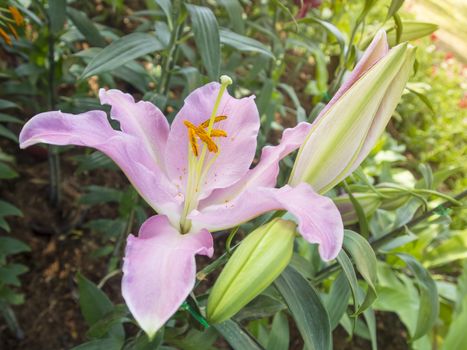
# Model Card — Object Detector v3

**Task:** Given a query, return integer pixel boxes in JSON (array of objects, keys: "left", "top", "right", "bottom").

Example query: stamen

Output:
[
  {"left": 195, "top": 127, "right": 218, "bottom": 153},
  {"left": 210, "top": 129, "right": 227, "bottom": 138},
  {"left": 188, "top": 128, "right": 199, "bottom": 156},
  {"left": 200, "top": 115, "right": 227, "bottom": 129},
  {"left": 184, "top": 120, "right": 220, "bottom": 154}
]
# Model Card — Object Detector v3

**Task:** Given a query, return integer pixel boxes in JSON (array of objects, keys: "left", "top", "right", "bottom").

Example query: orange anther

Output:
[
  {"left": 210, "top": 129, "right": 227, "bottom": 137},
  {"left": 200, "top": 115, "right": 227, "bottom": 128},
  {"left": 188, "top": 127, "right": 199, "bottom": 157}
]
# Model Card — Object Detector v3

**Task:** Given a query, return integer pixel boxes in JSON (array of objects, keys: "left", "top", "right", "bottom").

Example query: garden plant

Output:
[{"left": 0, "top": 0, "right": 466, "bottom": 349}]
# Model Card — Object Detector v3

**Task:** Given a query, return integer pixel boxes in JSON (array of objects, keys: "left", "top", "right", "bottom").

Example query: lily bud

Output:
[
  {"left": 334, "top": 188, "right": 411, "bottom": 225},
  {"left": 206, "top": 219, "right": 296, "bottom": 324},
  {"left": 289, "top": 31, "right": 416, "bottom": 194},
  {"left": 386, "top": 21, "right": 438, "bottom": 46},
  {"left": 334, "top": 193, "right": 381, "bottom": 225}
]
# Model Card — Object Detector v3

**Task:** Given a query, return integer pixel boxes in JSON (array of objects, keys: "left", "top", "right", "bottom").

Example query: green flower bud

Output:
[
  {"left": 334, "top": 193, "right": 381, "bottom": 225},
  {"left": 206, "top": 219, "right": 296, "bottom": 324},
  {"left": 386, "top": 21, "right": 438, "bottom": 46}
]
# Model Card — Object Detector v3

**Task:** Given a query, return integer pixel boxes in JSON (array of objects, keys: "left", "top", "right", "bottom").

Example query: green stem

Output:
[
  {"left": 47, "top": 26, "right": 61, "bottom": 207},
  {"left": 108, "top": 207, "right": 135, "bottom": 273},
  {"left": 158, "top": 1, "right": 183, "bottom": 97}
]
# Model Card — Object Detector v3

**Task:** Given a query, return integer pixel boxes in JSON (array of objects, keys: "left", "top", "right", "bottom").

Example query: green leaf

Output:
[
  {"left": 81, "top": 33, "right": 165, "bottom": 79},
  {"left": 0, "top": 264, "right": 28, "bottom": 286},
  {"left": 407, "top": 87, "right": 435, "bottom": 114},
  {"left": 220, "top": 28, "right": 274, "bottom": 59},
  {"left": 0, "top": 100, "right": 19, "bottom": 110},
  {"left": 396, "top": 254, "right": 438, "bottom": 340},
  {"left": 77, "top": 273, "right": 114, "bottom": 326},
  {"left": 343, "top": 182, "right": 370, "bottom": 238},
  {"left": 167, "top": 328, "right": 217, "bottom": 350},
  {"left": 0, "top": 125, "right": 18, "bottom": 143},
  {"left": 77, "top": 273, "right": 124, "bottom": 340},
  {"left": 278, "top": 84, "right": 306, "bottom": 122},
  {"left": 343, "top": 230, "right": 377, "bottom": 313},
  {"left": 0, "top": 303, "right": 23, "bottom": 338},
  {"left": 0, "top": 237, "right": 29, "bottom": 257},
  {"left": 0, "top": 162, "right": 18, "bottom": 179},
  {"left": 79, "top": 186, "right": 123, "bottom": 205},
  {"left": 298, "top": 16, "right": 345, "bottom": 52},
  {"left": 0, "top": 200, "right": 22, "bottom": 218},
  {"left": 336, "top": 250, "right": 360, "bottom": 315},
  {"left": 325, "top": 272, "right": 351, "bottom": 330},
  {"left": 0, "top": 113, "right": 22, "bottom": 123},
  {"left": 363, "top": 307, "right": 377, "bottom": 350},
  {"left": 213, "top": 319, "right": 263, "bottom": 350},
  {"left": 0, "top": 286, "right": 24, "bottom": 305},
  {"left": 67, "top": 8, "right": 107, "bottom": 47},
  {"left": 75, "top": 151, "right": 115, "bottom": 173},
  {"left": 442, "top": 295, "right": 467, "bottom": 350},
  {"left": 219, "top": 0, "right": 245, "bottom": 34},
  {"left": 266, "top": 311, "right": 289, "bottom": 350},
  {"left": 186, "top": 4, "right": 220, "bottom": 80},
  {"left": 235, "top": 294, "right": 286, "bottom": 322},
  {"left": 48, "top": 0, "right": 67, "bottom": 33},
  {"left": 126, "top": 331, "right": 164, "bottom": 350},
  {"left": 274, "top": 266, "right": 331, "bottom": 350},
  {"left": 256, "top": 79, "right": 275, "bottom": 118},
  {"left": 423, "top": 230, "right": 467, "bottom": 267},
  {"left": 155, "top": 0, "right": 173, "bottom": 30},
  {"left": 71, "top": 338, "right": 123, "bottom": 350},
  {"left": 177, "top": 67, "right": 201, "bottom": 94},
  {"left": 86, "top": 305, "right": 130, "bottom": 339}
]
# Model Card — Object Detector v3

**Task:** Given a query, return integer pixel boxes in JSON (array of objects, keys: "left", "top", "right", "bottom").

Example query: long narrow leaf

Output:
[
  {"left": 343, "top": 230, "right": 378, "bottom": 313},
  {"left": 396, "top": 253, "right": 439, "bottom": 340},
  {"left": 186, "top": 5, "right": 220, "bottom": 80},
  {"left": 220, "top": 28, "right": 274, "bottom": 59},
  {"left": 81, "top": 33, "right": 165, "bottom": 79},
  {"left": 214, "top": 319, "right": 264, "bottom": 350},
  {"left": 275, "top": 266, "right": 331, "bottom": 350},
  {"left": 67, "top": 8, "right": 107, "bottom": 47}
]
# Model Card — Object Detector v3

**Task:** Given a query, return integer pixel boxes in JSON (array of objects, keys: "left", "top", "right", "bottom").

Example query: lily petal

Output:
[
  {"left": 165, "top": 82, "right": 260, "bottom": 199},
  {"left": 200, "top": 122, "right": 312, "bottom": 208},
  {"left": 19, "top": 111, "right": 181, "bottom": 216},
  {"left": 99, "top": 89, "right": 170, "bottom": 168},
  {"left": 122, "top": 215, "right": 213, "bottom": 338},
  {"left": 191, "top": 183, "right": 343, "bottom": 261}
]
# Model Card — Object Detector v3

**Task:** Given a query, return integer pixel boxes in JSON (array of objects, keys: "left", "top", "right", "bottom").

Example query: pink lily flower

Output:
[{"left": 19, "top": 76, "right": 343, "bottom": 337}]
